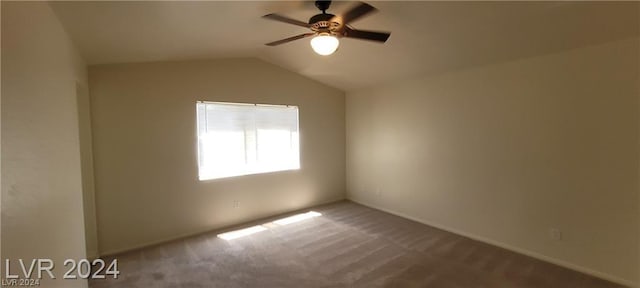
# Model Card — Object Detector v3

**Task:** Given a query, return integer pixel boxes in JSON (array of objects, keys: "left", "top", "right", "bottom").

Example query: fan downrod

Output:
[{"left": 315, "top": 1, "right": 332, "bottom": 13}]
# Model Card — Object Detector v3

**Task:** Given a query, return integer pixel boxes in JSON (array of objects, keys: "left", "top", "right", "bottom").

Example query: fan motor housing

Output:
[{"left": 309, "top": 13, "right": 340, "bottom": 33}]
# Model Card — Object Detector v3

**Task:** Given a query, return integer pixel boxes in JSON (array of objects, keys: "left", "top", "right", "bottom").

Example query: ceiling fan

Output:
[{"left": 262, "top": 0, "right": 391, "bottom": 56}]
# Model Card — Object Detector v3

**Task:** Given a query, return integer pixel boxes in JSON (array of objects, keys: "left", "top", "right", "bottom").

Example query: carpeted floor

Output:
[{"left": 90, "top": 201, "right": 624, "bottom": 288}]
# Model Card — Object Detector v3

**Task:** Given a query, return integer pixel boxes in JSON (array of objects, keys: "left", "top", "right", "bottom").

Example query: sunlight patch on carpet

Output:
[
  {"left": 218, "top": 211, "right": 322, "bottom": 240},
  {"left": 273, "top": 211, "right": 322, "bottom": 226},
  {"left": 217, "top": 225, "right": 268, "bottom": 240}
]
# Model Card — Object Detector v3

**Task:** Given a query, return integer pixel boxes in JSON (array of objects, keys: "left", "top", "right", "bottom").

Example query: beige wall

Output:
[
  {"left": 346, "top": 38, "right": 639, "bottom": 285},
  {"left": 1, "top": 2, "right": 88, "bottom": 287},
  {"left": 89, "top": 58, "right": 345, "bottom": 255}
]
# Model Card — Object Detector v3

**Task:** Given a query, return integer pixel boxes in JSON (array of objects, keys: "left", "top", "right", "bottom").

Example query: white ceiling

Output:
[{"left": 50, "top": 1, "right": 639, "bottom": 91}]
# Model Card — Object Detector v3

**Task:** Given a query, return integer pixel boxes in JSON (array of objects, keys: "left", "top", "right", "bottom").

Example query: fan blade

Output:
[
  {"left": 263, "top": 13, "right": 310, "bottom": 28},
  {"left": 343, "top": 27, "right": 390, "bottom": 42},
  {"left": 265, "top": 33, "right": 315, "bottom": 46},
  {"left": 336, "top": 2, "right": 377, "bottom": 25}
]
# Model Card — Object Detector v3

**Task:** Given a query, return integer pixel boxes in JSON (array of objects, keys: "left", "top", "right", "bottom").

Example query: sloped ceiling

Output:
[{"left": 50, "top": 1, "right": 639, "bottom": 91}]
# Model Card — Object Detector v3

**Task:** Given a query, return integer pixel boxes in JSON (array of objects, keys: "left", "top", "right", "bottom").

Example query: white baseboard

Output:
[{"left": 348, "top": 198, "right": 636, "bottom": 288}]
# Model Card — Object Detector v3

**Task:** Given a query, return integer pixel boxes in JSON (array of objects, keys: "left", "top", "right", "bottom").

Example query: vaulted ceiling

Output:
[{"left": 50, "top": 1, "right": 639, "bottom": 91}]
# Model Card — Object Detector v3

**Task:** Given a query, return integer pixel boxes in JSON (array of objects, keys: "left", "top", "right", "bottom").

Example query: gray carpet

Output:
[{"left": 90, "top": 201, "right": 624, "bottom": 288}]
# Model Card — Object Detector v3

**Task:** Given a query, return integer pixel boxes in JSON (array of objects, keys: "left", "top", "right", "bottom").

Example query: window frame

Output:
[{"left": 195, "top": 100, "right": 301, "bottom": 181}]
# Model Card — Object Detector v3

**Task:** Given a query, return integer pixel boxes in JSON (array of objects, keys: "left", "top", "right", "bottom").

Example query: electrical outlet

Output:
[
  {"left": 233, "top": 200, "right": 240, "bottom": 208},
  {"left": 549, "top": 228, "right": 562, "bottom": 241}
]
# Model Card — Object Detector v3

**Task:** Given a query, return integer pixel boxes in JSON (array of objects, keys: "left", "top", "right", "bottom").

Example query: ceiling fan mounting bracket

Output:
[{"left": 315, "top": 1, "right": 332, "bottom": 13}]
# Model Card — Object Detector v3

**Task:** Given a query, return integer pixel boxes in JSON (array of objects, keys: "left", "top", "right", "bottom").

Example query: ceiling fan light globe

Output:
[{"left": 310, "top": 34, "right": 339, "bottom": 56}]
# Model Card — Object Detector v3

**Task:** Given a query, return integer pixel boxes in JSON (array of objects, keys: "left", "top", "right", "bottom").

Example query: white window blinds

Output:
[{"left": 196, "top": 101, "right": 300, "bottom": 180}]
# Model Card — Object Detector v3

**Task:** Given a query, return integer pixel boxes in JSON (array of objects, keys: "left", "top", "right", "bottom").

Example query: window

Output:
[{"left": 196, "top": 101, "right": 300, "bottom": 180}]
